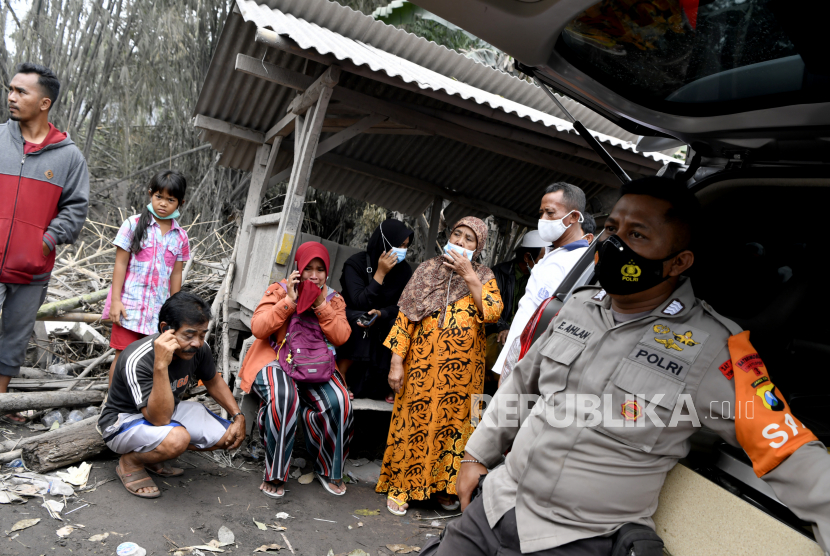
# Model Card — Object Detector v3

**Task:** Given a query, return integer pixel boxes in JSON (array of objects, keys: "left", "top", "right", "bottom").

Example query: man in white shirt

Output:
[{"left": 492, "top": 182, "right": 589, "bottom": 375}]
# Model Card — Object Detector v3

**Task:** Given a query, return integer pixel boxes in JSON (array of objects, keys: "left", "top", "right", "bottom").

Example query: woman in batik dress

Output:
[{"left": 376, "top": 216, "right": 502, "bottom": 515}]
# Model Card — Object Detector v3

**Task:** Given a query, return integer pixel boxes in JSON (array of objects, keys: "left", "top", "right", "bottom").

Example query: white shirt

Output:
[{"left": 492, "top": 240, "right": 588, "bottom": 373}]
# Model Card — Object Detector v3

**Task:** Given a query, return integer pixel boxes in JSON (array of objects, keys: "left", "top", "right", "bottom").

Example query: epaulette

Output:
[{"left": 699, "top": 298, "right": 743, "bottom": 336}]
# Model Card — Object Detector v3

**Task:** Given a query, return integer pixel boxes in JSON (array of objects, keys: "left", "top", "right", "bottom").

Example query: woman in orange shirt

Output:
[{"left": 238, "top": 242, "right": 352, "bottom": 499}]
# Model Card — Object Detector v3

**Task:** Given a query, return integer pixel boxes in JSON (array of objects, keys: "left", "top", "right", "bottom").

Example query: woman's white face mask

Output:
[{"left": 537, "top": 210, "right": 582, "bottom": 243}]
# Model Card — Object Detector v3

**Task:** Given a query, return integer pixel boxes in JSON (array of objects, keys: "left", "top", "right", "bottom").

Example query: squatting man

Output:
[{"left": 99, "top": 292, "right": 245, "bottom": 498}]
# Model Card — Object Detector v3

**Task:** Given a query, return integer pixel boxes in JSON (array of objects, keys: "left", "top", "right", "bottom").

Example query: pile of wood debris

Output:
[{"left": 1, "top": 214, "right": 242, "bottom": 473}]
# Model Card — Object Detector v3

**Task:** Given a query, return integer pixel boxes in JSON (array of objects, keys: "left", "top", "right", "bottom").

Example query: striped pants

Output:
[{"left": 251, "top": 361, "right": 353, "bottom": 483}]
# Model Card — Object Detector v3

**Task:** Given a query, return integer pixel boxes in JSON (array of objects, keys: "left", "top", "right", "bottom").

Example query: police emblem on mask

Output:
[
  {"left": 621, "top": 400, "right": 641, "bottom": 421},
  {"left": 621, "top": 260, "right": 641, "bottom": 281}
]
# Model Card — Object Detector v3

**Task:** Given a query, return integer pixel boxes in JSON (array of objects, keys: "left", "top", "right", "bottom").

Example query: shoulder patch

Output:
[
  {"left": 592, "top": 290, "right": 607, "bottom": 301},
  {"left": 719, "top": 359, "right": 734, "bottom": 380},
  {"left": 662, "top": 299, "right": 684, "bottom": 315}
]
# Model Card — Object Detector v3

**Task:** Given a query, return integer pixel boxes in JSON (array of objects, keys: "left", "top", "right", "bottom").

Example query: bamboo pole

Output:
[
  {"left": 36, "top": 289, "right": 109, "bottom": 319},
  {"left": 36, "top": 313, "right": 110, "bottom": 323}
]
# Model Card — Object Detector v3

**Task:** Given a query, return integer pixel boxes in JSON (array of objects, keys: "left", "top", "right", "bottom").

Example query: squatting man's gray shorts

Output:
[{"left": 103, "top": 401, "right": 231, "bottom": 454}]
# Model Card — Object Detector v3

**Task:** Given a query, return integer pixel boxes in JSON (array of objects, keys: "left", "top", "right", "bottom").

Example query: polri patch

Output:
[
  {"left": 638, "top": 321, "right": 709, "bottom": 365},
  {"left": 554, "top": 320, "right": 593, "bottom": 343},
  {"left": 628, "top": 345, "right": 690, "bottom": 381}
]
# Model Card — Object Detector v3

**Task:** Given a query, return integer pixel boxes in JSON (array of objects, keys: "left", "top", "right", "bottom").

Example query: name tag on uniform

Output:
[
  {"left": 554, "top": 320, "right": 593, "bottom": 343},
  {"left": 627, "top": 321, "right": 709, "bottom": 380}
]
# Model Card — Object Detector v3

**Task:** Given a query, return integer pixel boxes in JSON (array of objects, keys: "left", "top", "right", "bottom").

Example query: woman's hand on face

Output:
[
  {"left": 388, "top": 358, "right": 405, "bottom": 394},
  {"left": 356, "top": 309, "right": 382, "bottom": 328},
  {"left": 312, "top": 283, "right": 327, "bottom": 308},
  {"left": 286, "top": 271, "right": 300, "bottom": 302},
  {"left": 443, "top": 249, "right": 476, "bottom": 281},
  {"left": 377, "top": 250, "right": 397, "bottom": 276}
]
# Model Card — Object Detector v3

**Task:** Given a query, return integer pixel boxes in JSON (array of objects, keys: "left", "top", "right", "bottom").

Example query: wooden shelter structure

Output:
[{"left": 193, "top": 0, "right": 674, "bottom": 330}]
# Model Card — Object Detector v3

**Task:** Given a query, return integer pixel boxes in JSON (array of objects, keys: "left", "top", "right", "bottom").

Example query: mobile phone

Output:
[
  {"left": 356, "top": 312, "right": 378, "bottom": 326},
  {"left": 162, "top": 325, "right": 173, "bottom": 333}
]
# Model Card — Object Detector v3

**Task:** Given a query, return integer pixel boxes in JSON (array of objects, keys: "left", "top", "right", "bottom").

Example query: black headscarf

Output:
[
  {"left": 367, "top": 219, "right": 414, "bottom": 272},
  {"left": 341, "top": 219, "right": 414, "bottom": 312}
]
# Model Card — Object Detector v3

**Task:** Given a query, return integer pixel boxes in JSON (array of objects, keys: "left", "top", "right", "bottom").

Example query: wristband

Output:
[
  {"left": 460, "top": 459, "right": 482, "bottom": 465},
  {"left": 232, "top": 412, "right": 244, "bottom": 421}
]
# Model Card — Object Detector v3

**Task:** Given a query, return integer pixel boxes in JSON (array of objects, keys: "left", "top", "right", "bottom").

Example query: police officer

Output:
[{"left": 440, "top": 177, "right": 830, "bottom": 556}]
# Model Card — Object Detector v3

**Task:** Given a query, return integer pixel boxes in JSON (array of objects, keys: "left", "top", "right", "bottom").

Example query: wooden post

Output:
[
  {"left": 232, "top": 140, "right": 282, "bottom": 299},
  {"left": 426, "top": 196, "right": 443, "bottom": 258},
  {"left": 270, "top": 69, "right": 338, "bottom": 282}
]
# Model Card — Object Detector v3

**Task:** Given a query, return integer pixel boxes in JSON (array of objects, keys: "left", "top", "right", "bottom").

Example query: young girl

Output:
[{"left": 104, "top": 170, "right": 190, "bottom": 383}]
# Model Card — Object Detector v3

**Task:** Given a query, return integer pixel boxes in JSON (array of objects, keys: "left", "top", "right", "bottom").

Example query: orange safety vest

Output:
[{"left": 729, "top": 331, "right": 818, "bottom": 477}]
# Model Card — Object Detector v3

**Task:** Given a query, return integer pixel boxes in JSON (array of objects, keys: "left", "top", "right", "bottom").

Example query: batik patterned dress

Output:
[{"left": 376, "top": 278, "right": 502, "bottom": 504}]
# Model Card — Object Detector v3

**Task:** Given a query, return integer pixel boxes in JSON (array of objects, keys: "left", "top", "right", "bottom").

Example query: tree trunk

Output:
[
  {"left": 20, "top": 416, "right": 107, "bottom": 473},
  {"left": 0, "top": 391, "right": 104, "bottom": 413}
]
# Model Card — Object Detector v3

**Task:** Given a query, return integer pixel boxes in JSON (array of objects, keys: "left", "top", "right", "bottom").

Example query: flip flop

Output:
[
  {"left": 261, "top": 481, "right": 285, "bottom": 499},
  {"left": 116, "top": 465, "right": 161, "bottom": 499},
  {"left": 435, "top": 494, "right": 460, "bottom": 511},
  {"left": 315, "top": 473, "right": 346, "bottom": 496},
  {"left": 387, "top": 496, "right": 407, "bottom": 516},
  {"left": 146, "top": 462, "right": 184, "bottom": 478},
  {"left": 385, "top": 393, "right": 395, "bottom": 404}
]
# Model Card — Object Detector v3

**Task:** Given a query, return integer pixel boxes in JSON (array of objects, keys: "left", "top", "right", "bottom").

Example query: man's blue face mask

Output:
[{"left": 443, "top": 242, "right": 473, "bottom": 261}]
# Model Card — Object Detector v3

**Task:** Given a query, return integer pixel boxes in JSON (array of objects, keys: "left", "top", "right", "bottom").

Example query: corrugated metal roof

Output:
[
  {"left": 194, "top": 0, "right": 671, "bottom": 227},
  {"left": 236, "top": 0, "right": 673, "bottom": 163}
]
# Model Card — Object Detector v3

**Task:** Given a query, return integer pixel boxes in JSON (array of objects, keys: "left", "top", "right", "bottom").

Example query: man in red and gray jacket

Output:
[{"left": 0, "top": 63, "right": 89, "bottom": 406}]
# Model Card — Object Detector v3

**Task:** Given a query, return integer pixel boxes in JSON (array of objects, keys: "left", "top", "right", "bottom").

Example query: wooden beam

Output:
[
  {"left": 330, "top": 87, "right": 621, "bottom": 189},
  {"left": 234, "top": 52, "right": 314, "bottom": 91},
  {"left": 264, "top": 112, "right": 296, "bottom": 144},
  {"left": 317, "top": 152, "right": 538, "bottom": 228},
  {"left": 271, "top": 84, "right": 335, "bottom": 276},
  {"left": 251, "top": 33, "right": 662, "bottom": 171},
  {"left": 193, "top": 114, "right": 264, "bottom": 144},
  {"left": 268, "top": 113, "right": 388, "bottom": 186},
  {"left": 287, "top": 66, "right": 341, "bottom": 115},
  {"left": 427, "top": 196, "right": 443, "bottom": 258},
  {"left": 232, "top": 140, "right": 282, "bottom": 300}
]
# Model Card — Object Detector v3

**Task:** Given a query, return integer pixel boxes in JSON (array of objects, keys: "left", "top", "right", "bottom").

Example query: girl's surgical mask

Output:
[
  {"left": 444, "top": 242, "right": 473, "bottom": 261},
  {"left": 390, "top": 247, "right": 407, "bottom": 263},
  {"left": 380, "top": 223, "right": 407, "bottom": 263},
  {"left": 538, "top": 210, "right": 582, "bottom": 243}
]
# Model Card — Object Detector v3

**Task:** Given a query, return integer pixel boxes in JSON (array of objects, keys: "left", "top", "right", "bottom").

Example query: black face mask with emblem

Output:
[{"left": 596, "top": 235, "right": 680, "bottom": 295}]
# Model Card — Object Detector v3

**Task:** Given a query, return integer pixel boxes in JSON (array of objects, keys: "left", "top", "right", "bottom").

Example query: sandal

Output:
[
  {"left": 116, "top": 465, "right": 161, "bottom": 499},
  {"left": 387, "top": 496, "right": 407, "bottom": 516},
  {"left": 315, "top": 473, "right": 346, "bottom": 496},
  {"left": 435, "top": 494, "right": 460, "bottom": 511},
  {"left": 384, "top": 392, "right": 395, "bottom": 404},
  {"left": 146, "top": 461, "right": 184, "bottom": 478},
  {"left": 261, "top": 480, "right": 285, "bottom": 499}
]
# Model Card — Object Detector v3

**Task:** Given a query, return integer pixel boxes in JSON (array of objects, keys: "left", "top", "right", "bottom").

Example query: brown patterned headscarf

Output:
[{"left": 398, "top": 216, "right": 495, "bottom": 326}]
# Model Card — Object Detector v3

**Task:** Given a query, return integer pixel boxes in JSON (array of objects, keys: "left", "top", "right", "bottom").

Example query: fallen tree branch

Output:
[
  {"left": 20, "top": 416, "right": 107, "bottom": 473},
  {"left": 64, "top": 348, "right": 115, "bottom": 391},
  {"left": 37, "top": 289, "right": 109, "bottom": 319},
  {"left": 0, "top": 391, "right": 105, "bottom": 413},
  {"left": 36, "top": 312, "right": 110, "bottom": 324}
]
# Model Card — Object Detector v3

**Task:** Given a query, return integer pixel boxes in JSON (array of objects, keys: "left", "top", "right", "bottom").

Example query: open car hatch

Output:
[{"left": 412, "top": 0, "right": 830, "bottom": 163}]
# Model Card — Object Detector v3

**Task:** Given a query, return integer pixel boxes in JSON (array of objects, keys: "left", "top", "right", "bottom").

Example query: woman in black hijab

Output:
[{"left": 338, "top": 219, "right": 414, "bottom": 402}]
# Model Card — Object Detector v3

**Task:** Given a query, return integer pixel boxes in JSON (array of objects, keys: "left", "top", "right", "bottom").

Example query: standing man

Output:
[
  {"left": 101, "top": 292, "right": 245, "bottom": 498},
  {"left": 485, "top": 231, "right": 550, "bottom": 372},
  {"left": 492, "top": 182, "right": 588, "bottom": 375},
  {"left": 442, "top": 177, "right": 830, "bottom": 555},
  {"left": 0, "top": 63, "right": 89, "bottom": 412}
]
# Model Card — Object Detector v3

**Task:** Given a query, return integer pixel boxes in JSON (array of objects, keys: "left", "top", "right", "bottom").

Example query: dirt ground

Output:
[{"left": 0, "top": 413, "right": 455, "bottom": 556}]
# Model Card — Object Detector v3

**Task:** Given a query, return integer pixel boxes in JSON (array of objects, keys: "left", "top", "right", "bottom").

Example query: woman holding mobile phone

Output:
[{"left": 337, "top": 219, "right": 414, "bottom": 402}]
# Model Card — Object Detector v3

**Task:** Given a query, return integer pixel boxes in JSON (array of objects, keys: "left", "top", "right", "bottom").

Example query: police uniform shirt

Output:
[{"left": 466, "top": 277, "right": 830, "bottom": 554}]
